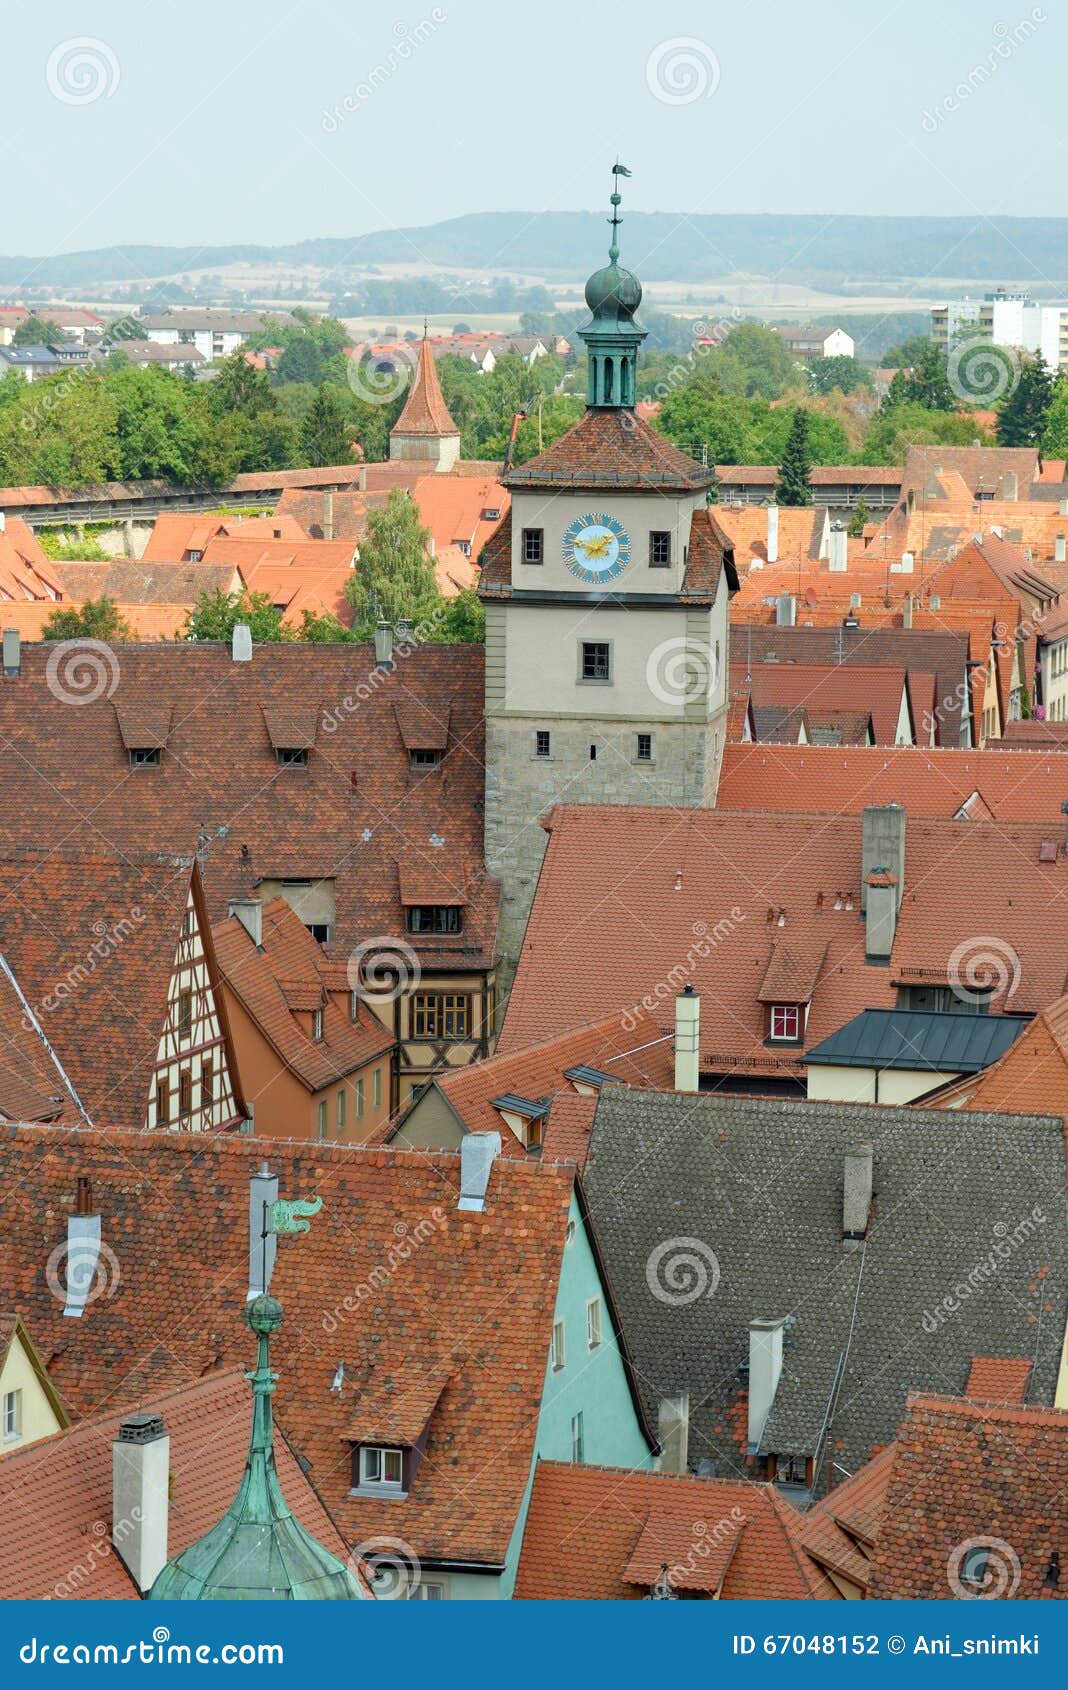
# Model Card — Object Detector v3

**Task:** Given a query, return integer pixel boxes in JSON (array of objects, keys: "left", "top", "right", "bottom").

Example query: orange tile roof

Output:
[
  {"left": 275, "top": 486, "right": 390, "bottom": 541},
  {"left": 796, "top": 1443, "right": 896, "bottom": 1593},
  {"left": 717, "top": 743, "right": 1068, "bottom": 823},
  {"left": 965, "top": 1356, "right": 1032, "bottom": 1404},
  {"left": 928, "top": 991, "right": 1068, "bottom": 1119},
  {"left": 868, "top": 1393, "right": 1068, "bottom": 1599},
  {"left": 234, "top": 560, "right": 354, "bottom": 624},
  {"left": 713, "top": 505, "right": 825, "bottom": 571},
  {"left": 502, "top": 806, "right": 1068, "bottom": 1069},
  {"left": 201, "top": 534, "right": 357, "bottom": 572},
  {"left": 212, "top": 897, "right": 394, "bottom": 1094},
  {"left": 0, "top": 1126, "right": 581, "bottom": 1569},
  {"left": 538, "top": 1092, "right": 597, "bottom": 1169},
  {"left": 0, "top": 601, "right": 192, "bottom": 641},
  {"left": 736, "top": 660, "right": 907, "bottom": 745},
  {"left": 514, "top": 1462, "right": 837, "bottom": 1600},
  {"left": 0, "top": 1370, "right": 355, "bottom": 1600},
  {"left": 390, "top": 336, "right": 459, "bottom": 438}
]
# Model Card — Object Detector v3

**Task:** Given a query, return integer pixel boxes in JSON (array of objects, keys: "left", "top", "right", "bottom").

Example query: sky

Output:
[{"left": 3, "top": 0, "right": 1066, "bottom": 254}]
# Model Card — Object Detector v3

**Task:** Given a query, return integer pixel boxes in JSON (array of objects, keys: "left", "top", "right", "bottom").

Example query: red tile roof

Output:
[
  {"left": 390, "top": 337, "right": 459, "bottom": 438},
  {"left": 513, "top": 1462, "right": 836, "bottom": 1600},
  {"left": 0, "top": 1126, "right": 579, "bottom": 1569},
  {"left": 0, "top": 1370, "right": 355, "bottom": 1600},
  {"left": 141, "top": 512, "right": 309, "bottom": 564},
  {"left": 717, "top": 743, "right": 1068, "bottom": 823},
  {"left": 212, "top": 897, "right": 393, "bottom": 1094},
  {"left": 796, "top": 1443, "right": 896, "bottom": 1594},
  {"left": 928, "top": 992, "right": 1068, "bottom": 1119},
  {"left": 501, "top": 806, "right": 1068, "bottom": 1072},
  {"left": 869, "top": 1393, "right": 1068, "bottom": 1599},
  {"left": 965, "top": 1356, "right": 1032, "bottom": 1404},
  {"left": 735, "top": 660, "right": 908, "bottom": 745},
  {"left": 504, "top": 409, "right": 714, "bottom": 491}
]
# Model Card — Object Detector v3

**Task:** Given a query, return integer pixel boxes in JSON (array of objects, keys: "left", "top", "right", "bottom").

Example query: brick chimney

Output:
[
  {"left": 112, "top": 1414, "right": 170, "bottom": 1594},
  {"left": 673, "top": 985, "right": 700, "bottom": 1092}
]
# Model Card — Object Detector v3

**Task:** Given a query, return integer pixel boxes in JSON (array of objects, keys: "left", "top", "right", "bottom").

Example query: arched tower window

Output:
[{"left": 604, "top": 358, "right": 614, "bottom": 404}]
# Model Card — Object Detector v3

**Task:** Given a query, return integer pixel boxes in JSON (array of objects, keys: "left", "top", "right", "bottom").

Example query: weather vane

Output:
[{"left": 609, "top": 161, "right": 632, "bottom": 264}]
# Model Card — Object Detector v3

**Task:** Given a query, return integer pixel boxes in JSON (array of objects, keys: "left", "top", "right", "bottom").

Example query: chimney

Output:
[
  {"left": 864, "top": 868, "right": 898, "bottom": 959},
  {"left": 842, "top": 1144, "right": 873, "bottom": 1243},
  {"left": 902, "top": 592, "right": 913, "bottom": 630},
  {"left": 395, "top": 617, "right": 415, "bottom": 645},
  {"left": 827, "top": 520, "right": 848, "bottom": 572},
  {"left": 0, "top": 511, "right": 6, "bottom": 532},
  {"left": 231, "top": 622, "right": 252, "bottom": 663},
  {"left": 62, "top": 1196, "right": 102, "bottom": 1320},
  {"left": 2, "top": 628, "right": 19, "bottom": 677},
  {"left": 657, "top": 1393, "right": 690, "bottom": 1475},
  {"left": 999, "top": 470, "right": 1019, "bottom": 502},
  {"left": 766, "top": 503, "right": 779, "bottom": 565},
  {"left": 860, "top": 803, "right": 906, "bottom": 914},
  {"left": 747, "top": 1318, "right": 785, "bottom": 1451},
  {"left": 322, "top": 489, "right": 334, "bottom": 541},
  {"left": 1056, "top": 534, "right": 1066, "bottom": 565},
  {"left": 900, "top": 550, "right": 914, "bottom": 574},
  {"left": 248, "top": 1161, "right": 279, "bottom": 1300},
  {"left": 374, "top": 619, "right": 394, "bottom": 668},
  {"left": 112, "top": 1415, "right": 170, "bottom": 1594},
  {"left": 673, "top": 985, "right": 700, "bottom": 1092},
  {"left": 458, "top": 1131, "right": 501, "bottom": 1212},
  {"left": 228, "top": 896, "right": 263, "bottom": 948},
  {"left": 1060, "top": 498, "right": 1068, "bottom": 518},
  {"left": 775, "top": 593, "right": 795, "bottom": 628}
]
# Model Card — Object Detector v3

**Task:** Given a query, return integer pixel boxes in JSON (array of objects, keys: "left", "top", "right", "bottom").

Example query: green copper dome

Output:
[
  {"left": 578, "top": 165, "right": 646, "bottom": 410},
  {"left": 584, "top": 261, "right": 643, "bottom": 322},
  {"left": 151, "top": 1294, "right": 361, "bottom": 1602}
]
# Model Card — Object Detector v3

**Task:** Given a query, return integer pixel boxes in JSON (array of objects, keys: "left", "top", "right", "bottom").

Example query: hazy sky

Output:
[{"left": 5, "top": 0, "right": 1066, "bottom": 253}]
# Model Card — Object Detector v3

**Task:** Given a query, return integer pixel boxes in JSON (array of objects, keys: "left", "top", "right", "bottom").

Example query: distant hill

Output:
[{"left": 4, "top": 212, "right": 1068, "bottom": 290}]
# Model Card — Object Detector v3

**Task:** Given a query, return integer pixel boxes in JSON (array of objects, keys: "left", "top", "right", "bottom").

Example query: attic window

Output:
[
  {"left": 276, "top": 747, "right": 308, "bottom": 768},
  {"left": 188, "top": 549, "right": 203, "bottom": 562},
  {"left": 311, "top": 1008, "right": 324, "bottom": 1042},
  {"left": 483, "top": 507, "right": 501, "bottom": 522},
  {"left": 406, "top": 905, "right": 462, "bottom": 935},
  {"left": 358, "top": 1446, "right": 403, "bottom": 1490},
  {"left": 129, "top": 747, "right": 161, "bottom": 768},
  {"left": 769, "top": 1005, "right": 802, "bottom": 1042},
  {"left": 410, "top": 748, "right": 441, "bottom": 771},
  {"left": 774, "top": 1453, "right": 810, "bottom": 1486}
]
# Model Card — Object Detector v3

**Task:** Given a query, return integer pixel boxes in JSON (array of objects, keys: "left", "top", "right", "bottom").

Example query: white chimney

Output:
[
  {"left": 1060, "top": 498, "right": 1068, "bottom": 518},
  {"left": 775, "top": 593, "right": 795, "bottom": 627},
  {"left": 900, "top": 550, "right": 914, "bottom": 574},
  {"left": 63, "top": 1204, "right": 102, "bottom": 1321},
  {"left": 674, "top": 985, "right": 700, "bottom": 1092},
  {"left": 231, "top": 622, "right": 253, "bottom": 662},
  {"left": 2, "top": 627, "right": 19, "bottom": 677},
  {"left": 322, "top": 489, "right": 334, "bottom": 541},
  {"left": 843, "top": 1144, "right": 874, "bottom": 1243},
  {"left": 658, "top": 1393, "right": 690, "bottom": 1475},
  {"left": 228, "top": 896, "right": 262, "bottom": 947},
  {"left": 395, "top": 617, "right": 415, "bottom": 645},
  {"left": 0, "top": 511, "right": 6, "bottom": 533},
  {"left": 374, "top": 619, "right": 394, "bottom": 667},
  {"left": 766, "top": 503, "right": 779, "bottom": 565},
  {"left": 999, "top": 470, "right": 1019, "bottom": 502},
  {"left": 902, "top": 593, "right": 913, "bottom": 630},
  {"left": 458, "top": 1131, "right": 501, "bottom": 1212},
  {"left": 112, "top": 1414, "right": 170, "bottom": 1594},
  {"left": 827, "top": 521, "right": 848, "bottom": 572},
  {"left": 248, "top": 1162, "right": 278, "bottom": 1300},
  {"left": 747, "top": 1318, "right": 785, "bottom": 1451},
  {"left": 1056, "top": 534, "right": 1066, "bottom": 564}
]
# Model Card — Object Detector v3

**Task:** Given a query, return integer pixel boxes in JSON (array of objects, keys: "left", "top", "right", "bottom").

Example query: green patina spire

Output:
[
  {"left": 578, "top": 162, "right": 646, "bottom": 410},
  {"left": 151, "top": 1294, "right": 361, "bottom": 1601}
]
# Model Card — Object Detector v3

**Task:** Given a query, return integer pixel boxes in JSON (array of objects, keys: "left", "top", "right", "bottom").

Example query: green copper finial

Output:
[
  {"left": 150, "top": 1290, "right": 362, "bottom": 1601},
  {"left": 580, "top": 164, "right": 645, "bottom": 410},
  {"left": 269, "top": 1194, "right": 322, "bottom": 1235},
  {"left": 608, "top": 162, "right": 631, "bottom": 264}
]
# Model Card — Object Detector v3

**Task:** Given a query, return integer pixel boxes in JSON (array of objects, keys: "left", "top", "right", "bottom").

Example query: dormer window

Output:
[
  {"left": 358, "top": 1445, "right": 403, "bottom": 1490},
  {"left": 276, "top": 747, "right": 308, "bottom": 768},
  {"left": 406, "top": 905, "right": 462, "bottom": 935},
  {"left": 409, "top": 748, "right": 441, "bottom": 771},
  {"left": 311, "top": 1007, "right": 323, "bottom": 1042},
  {"left": 129, "top": 747, "right": 161, "bottom": 768},
  {"left": 483, "top": 507, "right": 501, "bottom": 522},
  {"left": 769, "top": 1005, "right": 802, "bottom": 1042}
]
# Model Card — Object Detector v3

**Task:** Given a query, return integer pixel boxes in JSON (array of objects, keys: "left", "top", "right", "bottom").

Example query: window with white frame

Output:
[
  {"left": 769, "top": 1004, "right": 802, "bottom": 1042},
  {"left": 359, "top": 1445, "right": 404, "bottom": 1489},
  {"left": 2, "top": 1389, "right": 21, "bottom": 1442},
  {"left": 551, "top": 1319, "right": 566, "bottom": 1371},
  {"left": 586, "top": 1298, "right": 602, "bottom": 1350},
  {"left": 408, "top": 1580, "right": 446, "bottom": 1600}
]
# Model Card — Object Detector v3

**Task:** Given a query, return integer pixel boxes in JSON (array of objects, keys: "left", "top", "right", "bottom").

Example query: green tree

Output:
[
  {"left": 12, "top": 314, "right": 54, "bottom": 346},
  {"left": 656, "top": 372, "right": 751, "bottom": 462},
  {"left": 847, "top": 497, "right": 871, "bottom": 537},
  {"left": 1041, "top": 375, "right": 1068, "bottom": 457},
  {"left": 882, "top": 334, "right": 937, "bottom": 370},
  {"left": 297, "top": 608, "right": 357, "bottom": 642},
  {"left": 42, "top": 596, "right": 132, "bottom": 641},
  {"left": 434, "top": 587, "right": 485, "bottom": 642},
  {"left": 343, "top": 488, "right": 443, "bottom": 636},
  {"left": 997, "top": 356, "right": 1054, "bottom": 447},
  {"left": 717, "top": 324, "right": 795, "bottom": 399},
  {"left": 774, "top": 408, "right": 813, "bottom": 505},
  {"left": 753, "top": 404, "right": 849, "bottom": 467},
  {"left": 809, "top": 355, "right": 871, "bottom": 396},
  {"left": 300, "top": 385, "right": 354, "bottom": 467},
  {"left": 862, "top": 401, "right": 991, "bottom": 464},
  {"left": 184, "top": 589, "right": 292, "bottom": 642},
  {"left": 888, "top": 341, "right": 954, "bottom": 411}
]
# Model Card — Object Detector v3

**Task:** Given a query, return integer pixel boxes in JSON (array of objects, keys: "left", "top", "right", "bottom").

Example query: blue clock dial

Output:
[{"left": 561, "top": 511, "right": 631, "bottom": 584}]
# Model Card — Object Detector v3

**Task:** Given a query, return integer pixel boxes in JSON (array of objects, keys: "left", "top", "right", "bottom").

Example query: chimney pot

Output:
[
  {"left": 231, "top": 622, "right": 253, "bottom": 663},
  {"left": 112, "top": 1415, "right": 170, "bottom": 1593},
  {"left": 395, "top": 617, "right": 415, "bottom": 645},
  {"left": 2, "top": 627, "right": 19, "bottom": 677},
  {"left": 458, "top": 1131, "right": 501, "bottom": 1212},
  {"left": 673, "top": 986, "right": 700, "bottom": 1093}
]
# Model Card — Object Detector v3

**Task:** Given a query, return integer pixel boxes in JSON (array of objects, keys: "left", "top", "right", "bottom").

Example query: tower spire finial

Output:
[{"left": 608, "top": 161, "right": 631, "bottom": 265}]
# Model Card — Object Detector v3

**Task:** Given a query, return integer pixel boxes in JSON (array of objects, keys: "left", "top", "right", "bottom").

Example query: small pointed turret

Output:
[
  {"left": 389, "top": 332, "right": 461, "bottom": 469},
  {"left": 150, "top": 1294, "right": 361, "bottom": 1601}
]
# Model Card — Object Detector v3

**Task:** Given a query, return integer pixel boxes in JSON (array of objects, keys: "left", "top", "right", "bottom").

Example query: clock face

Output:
[{"left": 561, "top": 511, "right": 631, "bottom": 584}]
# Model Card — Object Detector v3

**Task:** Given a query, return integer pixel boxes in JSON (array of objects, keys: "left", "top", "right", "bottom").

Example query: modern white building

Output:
[
  {"left": 931, "top": 289, "right": 1068, "bottom": 373},
  {"left": 138, "top": 309, "right": 291, "bottom": 364}
]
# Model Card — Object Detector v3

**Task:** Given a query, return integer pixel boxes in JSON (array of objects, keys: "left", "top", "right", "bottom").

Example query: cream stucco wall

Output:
[
  {"left": 807, "top": 1064, "right": 962, "bottom": 1105},
  {"left": 509, "top": 487, "right": 705, "bottom": 598},
  {"left": 0, "top": 1334, "right": 64, "bottom": 1454}
]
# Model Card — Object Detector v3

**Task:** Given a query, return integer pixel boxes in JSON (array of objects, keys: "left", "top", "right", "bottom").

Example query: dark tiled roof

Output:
[
  {"left": 805, "top": 1009, "right": 1030, "bottom": 1073},
  {"left": 503, "top": 409, "right": 714, "bottom": 491},
  {"left": 0, "top": 1126, "right": 576, "bottom": 1569},
  {"left": 580, "top": 1088, "right": 1067, "bottom": 1486},
  {"left": 0, "top": 643, "right": 498, "bottom": 974}
]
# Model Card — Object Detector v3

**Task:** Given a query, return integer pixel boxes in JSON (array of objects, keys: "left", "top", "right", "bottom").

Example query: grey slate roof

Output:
[
  {"left": 805, "top": 1009, "right": 1031, "bottom": 1074},
  {"left": 581, "top": 1088, "right": 1067, "bottom": 1487}
]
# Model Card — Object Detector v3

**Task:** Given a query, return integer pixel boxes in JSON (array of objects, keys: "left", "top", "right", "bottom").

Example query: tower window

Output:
[
  {"left": 579, "top": 641, "right": 611, "bottom": 683},
  {"left": 534, "top": 729, "right": 552, "bottom": 759},
  {"left": 522, "top": 527, "right": 544, "bottom": 564},
  {"left": 650, "top": 531, "right": 671, "bottom": 567}
]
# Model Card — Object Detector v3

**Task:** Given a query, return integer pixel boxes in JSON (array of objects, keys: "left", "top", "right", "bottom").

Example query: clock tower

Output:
[{"left": 479, "top": 168, "right": 737, "bottom": 988}]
